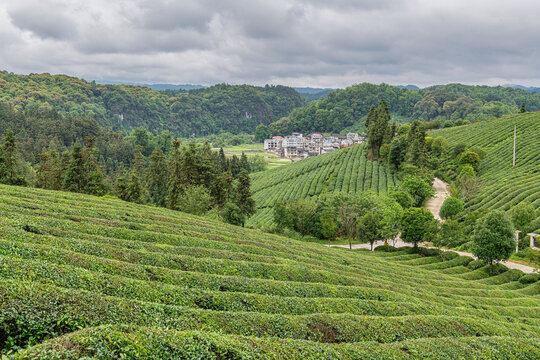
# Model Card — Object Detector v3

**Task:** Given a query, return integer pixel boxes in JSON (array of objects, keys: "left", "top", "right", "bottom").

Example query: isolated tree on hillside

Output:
[
  {"left": 471, "top": 210, "right": 514, "bottom": 275},
  {"left": 400, "top": 207, "right": 438, "bottom": 250},
  {"left": 519, "top": 103, "right": 527, "bottom": 113}
]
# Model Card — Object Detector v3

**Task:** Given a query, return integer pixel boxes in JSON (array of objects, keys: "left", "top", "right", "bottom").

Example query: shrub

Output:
[
  {"left": 439, "top": 197, "right": 465, "bottom": 219},
  {"left": 519, "top": 273, "right": 540, "bottom": 284},
  {"left": 374, "top": 245, "right": 399, "bottom": 252},
  {"left": 468, "top": 260, "right": 485, "bottom": 270}
]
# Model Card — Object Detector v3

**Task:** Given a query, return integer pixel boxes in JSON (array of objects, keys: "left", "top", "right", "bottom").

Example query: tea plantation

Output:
[
  {"left": 431, "top": 112, "right": 540, "bottom": 232},
  {"left": 1, "top": 184, "right": 539, "bottom": 359},
  {"left": 248, "top": 144, "right": 398, "bottom": 227}
]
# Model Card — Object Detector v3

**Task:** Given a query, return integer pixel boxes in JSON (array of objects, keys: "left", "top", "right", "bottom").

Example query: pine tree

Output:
[
  {"left": 167, "top": 139, "right": 184, "bottom": 209},
  {"left": 0, "top": 130, "right": 26, "bottom": 185},
  {"left": 230, "top": 155, "right": 241, "bottom": 177},
  {"left": 365, "top": 105, "right": 376, "bottom": 130},
  {"left": 63, "top": 143, "right": 87, "bottom": 192},
  {"left": 87, "top": 167, "right": 109, "bottom": 196},
  {"left": 234, "top": 169, "right": 256, "bottom": 226},
  {"left": 218, "top": 147, "right": 228, "bottom": 172},
  {"left": 147, "top": 148, "right": 169, "bottom": 207},
  {"left": 367, "top": 100, "right": 390, "bottom": 159},
  {"left": 126, "top": 170, "right": 143, "bottom": 203},
  {"left": 240, "top": 152, "right": 250, "bottom": 172}
]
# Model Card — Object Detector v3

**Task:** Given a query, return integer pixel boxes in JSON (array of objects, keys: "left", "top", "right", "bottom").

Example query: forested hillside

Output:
[
  {"left": 0, "top": 71, "right": 305, "bottom": 136},
  {"left": 270, "top": 83, "right": 540, "bottom": 135},
  {"left": 1, "top": 184, "right": 539, "bottom": 358},
  {"left": 431, "top": 112, "right": 540, "bottom": 232},
  {"left": 248, "top": 144, "right": 399, "bottom": 227}
]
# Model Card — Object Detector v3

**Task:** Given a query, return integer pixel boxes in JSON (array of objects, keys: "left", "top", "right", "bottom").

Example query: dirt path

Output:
[
  {"left": 326, "top": 178, "right": 539, "bottom": 274},
  {"left": 424, "top": 177, "right": 450, "bottom": 220}
]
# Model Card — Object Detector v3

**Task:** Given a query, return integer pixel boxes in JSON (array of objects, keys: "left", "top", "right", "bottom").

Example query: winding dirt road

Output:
[{"left": 327, "top": 178, "right": 538, "bottom": 274}]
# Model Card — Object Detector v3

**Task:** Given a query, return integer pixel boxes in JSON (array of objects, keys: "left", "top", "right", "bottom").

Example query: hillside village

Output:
[{"left": 264, "top": 132, "right": 366, "bottom": 159}]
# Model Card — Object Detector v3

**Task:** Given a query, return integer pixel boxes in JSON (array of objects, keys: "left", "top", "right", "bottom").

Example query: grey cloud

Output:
[
  {"left": 7, "top": 5, "right": 77, "bottom": 40},
  {"left": 2, "top": 0, "right": 540, "bottom": 87}
]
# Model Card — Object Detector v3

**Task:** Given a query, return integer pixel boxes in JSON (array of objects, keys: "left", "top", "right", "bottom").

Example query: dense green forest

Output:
[
  {"left": 269, "top": 83, "right": 540, "bottom": 135},
  {"left": 0, "top": 71, "right": 305, "bottom": 136}
]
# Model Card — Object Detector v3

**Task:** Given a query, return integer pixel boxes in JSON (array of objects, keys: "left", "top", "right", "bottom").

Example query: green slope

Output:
[
  {"left": 431, "top": 112, "right": 540, "bottom": 231},
  {"left": 248, "top": 144, "right": 399, "bottom": 227},
  {"left": 1, "top": 185, "right": 539, "bottom": 358},
  {"left": 0, "top": 72, "right": 304, "bottom": 136}
]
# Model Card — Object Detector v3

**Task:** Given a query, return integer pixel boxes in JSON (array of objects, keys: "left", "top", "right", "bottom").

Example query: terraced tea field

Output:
[
  {"left": 1, "top": 184, "right": 539, "bottom": 358},
  {"left": 248, "top": 144, "right": 399, "bottom": 227},
  {"left": 431, "top": 113, "right": 540, "bottom": 232}
]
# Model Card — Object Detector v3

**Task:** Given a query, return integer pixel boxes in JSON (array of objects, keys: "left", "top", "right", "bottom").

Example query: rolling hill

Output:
[
  {"left": 1, "top": 184, "right": 539, "bottom": 358},
  {"left": 248, "top": 144, "right": 399, "bottom": 228},
  {"left": 0, "top": 71, "right": 305, "bottom": 136},
  {"left": 431, "top": 112, "right": 540, "bottom": 232}
]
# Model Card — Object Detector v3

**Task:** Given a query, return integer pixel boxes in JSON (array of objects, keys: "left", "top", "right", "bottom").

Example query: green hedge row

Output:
[{"left": 15, "top": 325, "right": 540, "bottom": 360}]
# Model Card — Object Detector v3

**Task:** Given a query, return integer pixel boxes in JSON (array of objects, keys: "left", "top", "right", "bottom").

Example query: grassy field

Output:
[
  {"left": 248, "top": 143, "right": 399, "bottom": 227},
  {"left": 220, "top": 143, "right": 293, "bottom": 168},
  {"left": 2, "top": 184, "right": 538, "bottom": 358},
  {"left": 431, "top": 112, "right": 540, "bottom": 232}
]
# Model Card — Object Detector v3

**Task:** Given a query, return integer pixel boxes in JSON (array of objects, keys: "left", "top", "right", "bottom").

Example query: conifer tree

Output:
[
  {"left": 63, "top": 143, "right": 86, "bottom": 192},
  {"left": 167, "top": 139, "right": 183, "bottom": 209},
  {"left": 218, "top": 147, "right": 228, "bottom": 172},
  {"left": 230, "top": 155, "right": 241, "bottom": 177},
  {"left": 365, "top": 105, "right": 376, "bottom": 130},
  {"left": 240, "top": 152, "right": 251, "bottom": 172},
  {"left": 367, "top": 100, "right": 390, "bottom": 159},
  {"left": 234, "top": 169, "right": 256, "bottom": 226},
  {"left": 147, "top": 148, "right": 169, "bottom": 207},
  {"left": 126, "top": 170, "right": 143, "bottom": 203},
  {"left": 0, "top": 130, "right": 26, "bottom": 185}
]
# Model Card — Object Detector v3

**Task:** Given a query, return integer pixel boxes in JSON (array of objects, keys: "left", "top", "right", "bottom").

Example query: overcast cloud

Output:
[{"left": 1, "top": 0, "right": 539, "bottom": 87}]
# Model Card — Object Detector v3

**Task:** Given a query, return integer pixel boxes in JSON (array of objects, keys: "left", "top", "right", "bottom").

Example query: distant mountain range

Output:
[
  {"left": 95, "top": 81, "right": 205, "bottom": 91},
  {"left": 504, "top": 84, "right": 540, "bottom": 93}
]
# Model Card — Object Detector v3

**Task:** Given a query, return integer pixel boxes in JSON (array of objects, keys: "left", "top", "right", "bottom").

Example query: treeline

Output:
[
  {"left": 0, "top": 112, "right": 258, "bottom": 226},
  {"left": 269, "top": 83, "right": 540, "bottom": 135},
  {"left": 0, "top": 72, "right": 305, "bottom": 136}
]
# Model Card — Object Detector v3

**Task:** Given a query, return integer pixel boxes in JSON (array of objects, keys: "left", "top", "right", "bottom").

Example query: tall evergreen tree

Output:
[
  {"left": 63, "top": 143, "right": 86, "bottom": 192},
  {"left": 234, "top": 169, "right": 256, "bottom": 226},
  {"left": 0, "top": 130, "right": 26, "bottom": 185},
  {"left": 367, "top": 100, "right": 390, "bottom": 159},
  {"left": 167, "top": 139, "right": 183, "bottom": 209},
  {"left": 365, "top": 105, "right": 376, "bottom": 130},
  {"left": 230, "top": 155, "right": 241, "bottom": 177},
  {"left": 147, "top": 148, "right": 169, "bottom": 207},
  {"left": 240, "top": 152, "right": 250, "bottom": 172},
  {"left": 218, "top": 147, "right": 228, "bottom": 172}
]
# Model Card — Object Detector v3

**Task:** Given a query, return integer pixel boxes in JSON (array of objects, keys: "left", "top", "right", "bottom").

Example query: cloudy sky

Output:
[{"left": 1, "top": 0, "right": 539, "bottom": 88}]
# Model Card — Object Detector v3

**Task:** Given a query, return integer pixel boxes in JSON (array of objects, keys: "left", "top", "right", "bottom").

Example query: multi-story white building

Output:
[{"left": 263, "top": 132, "right": 363, "bottom": 159}]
